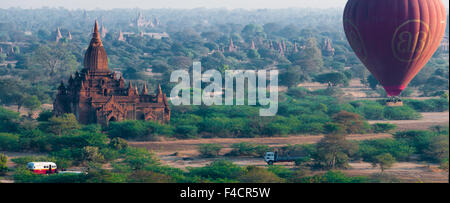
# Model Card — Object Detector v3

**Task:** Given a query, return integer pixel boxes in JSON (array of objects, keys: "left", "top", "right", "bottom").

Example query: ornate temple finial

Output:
[
  {"left": 94, "top": 20, "right": 100, "bottom": 38},
  {"left": 141, "top": 83, "right": 148, "bottom": 95},
  {"left": 157, "top": 84, "right": 162, "bottom": 95},
  {"left": 128, "top": 81, "right": 133, "bottom": 89}
]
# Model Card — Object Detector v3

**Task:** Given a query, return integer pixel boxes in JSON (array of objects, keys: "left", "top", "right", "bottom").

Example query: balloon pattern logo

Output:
[{"left": 392, "top": 20, "right": 430, "bottom": 62}]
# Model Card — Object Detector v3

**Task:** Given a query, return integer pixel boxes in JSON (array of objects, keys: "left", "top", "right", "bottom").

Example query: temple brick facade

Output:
[{"left": 53, "top": 21, "right": 170, "bottom": 126}]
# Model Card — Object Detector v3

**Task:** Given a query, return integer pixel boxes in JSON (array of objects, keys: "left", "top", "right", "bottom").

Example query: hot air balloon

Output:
[{"left": 343, "top": 0, "right": 447, "bottom": 104}]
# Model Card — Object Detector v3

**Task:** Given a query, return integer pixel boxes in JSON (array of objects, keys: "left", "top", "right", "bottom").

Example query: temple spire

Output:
[
  {"left": 83, "top": 20, "right": 108, "bottom": 71},
  {"left": 141, "top": 83, "right": 148, "bottom": 95},
  {"left": 157, "top": 84, "right": 162, "bottom": 95}
]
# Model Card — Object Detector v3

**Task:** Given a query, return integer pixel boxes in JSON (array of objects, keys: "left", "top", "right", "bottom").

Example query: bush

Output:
[
  {"left": 175, "top": 125, "right": 198, "bottom": 138},
  {"left": 239, "top": 166, "right": 284, "bottom": 183},
  {"left": 106, "top": 120, "right": 148, "bottom": 139},
  {"left": 358, "top": 139, "right": 415, "bottom": 162},
  {"left": 404, "top": 99, "right": 449, "bottom": 112},
  {"left": 371, "top": 123, "right": 397, "bottom": 133},
  {"left": 0, "top": 133, "right": 19, "bottom": 151},
  {"left": 227, "top": 143, "right": 270, "bottom": 157},
  {"left": 360, "top": 104, "right": 385, "bottom": 120},
  {"left": 307, "top": 170, "right": 369, "bottom": 183},
  {"left": 37, "top": 110, "right": 53, "bottom": 122},
  {"left": 0, "top": 107, "right": 20, "bottom": 133},
  {"left": 0, "top": 153, "right": 7, "bottom": 174},
  {"left": 198, "top": 144, "right": 223, "bottom": 158},
  {"left": 383, "top": 106, "right": 422, "bottom": 120},
  {"left": 188, "top": 160, "right": 244, "bottom": 182},
  {"left": 109, "top": 137, "right": 128, "bottom": 150}
]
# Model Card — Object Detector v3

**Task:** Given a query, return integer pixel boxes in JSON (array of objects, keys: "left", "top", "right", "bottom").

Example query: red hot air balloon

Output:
[{"left": 343, "top": 0, "right": 447, "bottom": 97}]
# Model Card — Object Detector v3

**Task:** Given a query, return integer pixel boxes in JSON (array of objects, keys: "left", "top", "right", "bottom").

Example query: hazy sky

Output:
[{"left": 2, "top": 0, "right": 447, "bottom": 10}]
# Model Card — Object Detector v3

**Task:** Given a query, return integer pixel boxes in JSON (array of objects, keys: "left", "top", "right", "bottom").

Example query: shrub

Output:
[
  {"left": 358, "top": 139, "right": 415, "bottom": 162},
  {"left": 37, "top": 110, "right": 53, "bottom": 122},
  {"left": 188, "top": 160, "right": 244, "bottom": 181},
  {"left": 307, "top": 170, "right": 370, "bottom": 183},
  {"left": 106, "top": 120, "right": 147, "bottom": 139},
  {"left": 227, "top": 143, "right": 270, "bottom": 157},
  {"left": 0, "top": 107, "right": 20, "bottom": 133},
  {"left": 239, "top": 166, "right": 285, "bottom": 183},
  {"left": 360, "top": 104, "right": 385, "bottom": 120},
  {"left": 371, "top": 123, "right": 397, "bottom": 133},
  {"left": 109, "top": 137, "right": 128, "bottom": 150},
  {"left": 175, "top": 125, "right": 198, "bottom": 138},
  {"left": 371, "top": 153, "right": 396, "bottom": 172},
  {"left": 383, "top": 106, "right": 422, "bottom": 120},
  {"left": 0, "top": 133, "right": 19, "bottom": 151},
  {"left": 0, "top": 153, "right": 7, "bottom": 174},
  {"left": 198, "top": 144, "right": 223, "bottom": 158},
  {"left": 404, "top": 99, "right": 449, "bottom": 112}
]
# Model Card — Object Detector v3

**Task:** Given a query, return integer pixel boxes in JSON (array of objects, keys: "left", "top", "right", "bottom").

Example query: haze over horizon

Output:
[{"left": 1, "top": 0, "right": 448, "bottom": 10}]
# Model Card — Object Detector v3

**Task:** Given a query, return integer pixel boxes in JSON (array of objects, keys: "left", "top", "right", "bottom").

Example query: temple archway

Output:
[{"left": 109, "top": 116, "right": 117, "bottom": 123}]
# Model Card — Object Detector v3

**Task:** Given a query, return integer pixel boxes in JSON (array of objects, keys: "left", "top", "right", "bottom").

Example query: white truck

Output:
[{"left": 264, "top": 151, "right": 304, "bottom": 165}]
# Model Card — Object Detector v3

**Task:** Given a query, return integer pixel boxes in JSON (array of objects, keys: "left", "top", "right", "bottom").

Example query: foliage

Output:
[
  {"left": 383, "top": 106, "right": 422, "bottom": 120},
  {"left": 238, "top": 166, "right": 284, "bottom": 183},
  {"left": 227, "top": 142, "right": 270, "bottom": 157},
  {"left": 371, "top": 123, "right": 397, "bottom": 133},
  {"left": 187, "top": 160, "right": 244, "bottom": 182},
  {"left": 198, "top": 143, "right": 223, "bottom": 158},
  {"left": 313, "top": 133, "right": 358, "bottom": 170},
  {"left": 371, "top": 153, "right": 396, "bottom": 172},
  {"left": 0, "top": 153, "right": 7, "bottom": 174},
  {"left": 39, "top": 114, "right": 81, "bottom": 136}
]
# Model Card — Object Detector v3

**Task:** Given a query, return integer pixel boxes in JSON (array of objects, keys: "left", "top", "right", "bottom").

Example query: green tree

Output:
[
  {"left": 241, "top": 24, "right": 266, "bottom": 42},
  {"left": 23, "top": 95, "right": 41, "bottom": 115},
  {"left": 280, "top": 65, "right": 308, "bottom": 88},
  {"left": 371, "top": 153, "right": 396, "bottom": 173},
  {"left": 367, "top": 74, "right": 379, "bottom": 90},
  {"left": 82, "top": 146, "right": 105, "bottom": 163},
  {"left": 109, "top": 137, "right": 129, "bottom": 150},
  {"left": 314, "top": 72, "right": 349, "bottom": 87},
  {"left": 0, "top": 153, "right": 8, "bottom": 174},
  {"left": 198, "top": 144, "right": 223, "bottom": 158},
  {"left": 40, "top": 114, "right": 80, "bottom": 136},
  {"left": 239, "top": 166, "right": 284, "bottom": 183},
  {"left": 314, "top": 131, "right": 358, "bottom": 169}
]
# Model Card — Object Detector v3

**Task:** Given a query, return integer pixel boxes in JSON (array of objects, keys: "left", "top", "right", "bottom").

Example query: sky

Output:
[{"left": 2, "top": 0, "right": 447, "bottom": 10}]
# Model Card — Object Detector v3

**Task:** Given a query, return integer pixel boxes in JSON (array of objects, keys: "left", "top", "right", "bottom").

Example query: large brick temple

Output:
[{"left": 53, "top": 21, "right": 170, "bottom": 126}]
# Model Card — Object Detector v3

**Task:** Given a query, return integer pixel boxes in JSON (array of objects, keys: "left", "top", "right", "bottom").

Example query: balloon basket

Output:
[{"left": 385, "top": 97, "right": 403, "bottom": 107}]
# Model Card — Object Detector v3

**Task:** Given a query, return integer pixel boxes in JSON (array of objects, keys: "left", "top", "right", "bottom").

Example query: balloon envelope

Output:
[{"left": 343, "top": 0, "right": 447, "bottom": 96}]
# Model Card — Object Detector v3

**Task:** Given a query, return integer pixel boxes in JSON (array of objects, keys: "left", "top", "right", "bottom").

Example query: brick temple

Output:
[{"left": 53, "top": 21, "right": 170, "bottom": 126}]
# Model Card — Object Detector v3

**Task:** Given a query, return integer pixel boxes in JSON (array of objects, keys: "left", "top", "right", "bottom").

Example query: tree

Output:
[
  {"left": 109, "top": 137, "right": 129, "bottom": 150},
  {"left": 239, "top": 166, "right": 284, "bottom": 183},
  {"left": 82, "top": 146, "right": 105, "bottom": 163},
  {"left": 332, "top": 111, "right": 368, "bottom": 134},
  {"left": 40, "top": 114, "right": 80, "bottom": 136},
  {"left": 198, "top": 144, "right": 223, "bottom": 158},
  {"left": 241, "top": 24, "right": 266, "bottom": 42},
  {"left": 280, "top": 65, "right": 308, "bottom": 88},
  {"left": 31, "top": 44, "right": 78, "bottom": 79},
  {"left": 0, "top": 153, "right": 8, "bottom": 175},
  {"left": 290, "top": 38, "right": 323, "bottom": 72},
  {"left": 367, "top": 74, "right": 379, "bottom": 90},
  {"left": 23, "top": 95, "right": 41, "bottom": 115},
  {"left": 314, "top": 72, "right": 349, "bottom": 87},
  {"left": 314, "top": 127, "right": 358, "bottom": 169},
  {"left": 371, "top": 153, "right": 396, "bottom": 173}
]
